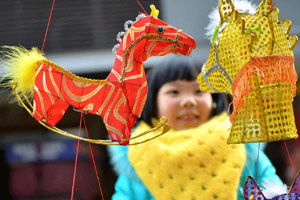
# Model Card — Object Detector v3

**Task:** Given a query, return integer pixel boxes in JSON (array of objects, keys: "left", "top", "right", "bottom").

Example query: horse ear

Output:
[
  {"left": 218, "top": 0, "right": 235, "bottom": 24},
  {"left": 288, "top": 35, "right": 298, "bottom": 51},
  {"left": 279, "top": 19, "right": 292, "bottom": 35},
  {"left": 289, "top": 171, "right": 300, "bottom": 195},
  {"left": 256, "top": 0, "right": 273, "bottom": 16},
  {"left": 269, "top": 7, "right": 279, "bottom": 22},
  {"left": 244, "top": 176, "right": 267, "bottom": 200}
]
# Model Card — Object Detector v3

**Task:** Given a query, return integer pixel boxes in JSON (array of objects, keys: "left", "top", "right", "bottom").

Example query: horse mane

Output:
[
  {"left": 205, "top": 0, "right": 257, "bottom": 40},
  {"left": 112, "top": 13, "right": 147, "bottom": 54}
]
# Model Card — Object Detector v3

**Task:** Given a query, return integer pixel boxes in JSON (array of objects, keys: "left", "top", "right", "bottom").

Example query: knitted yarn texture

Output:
[{"left": 128, "top": 113, "right": 246, "bottom": 200}]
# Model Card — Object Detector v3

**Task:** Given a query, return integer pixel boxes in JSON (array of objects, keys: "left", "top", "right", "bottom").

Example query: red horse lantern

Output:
[{"left": 1, "top": 5, "right": 196, "bottom": 145}]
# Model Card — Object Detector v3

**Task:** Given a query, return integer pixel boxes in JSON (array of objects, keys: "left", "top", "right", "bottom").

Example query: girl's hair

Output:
[{"left": 141, "top": 55, "right": 228, "bottom": 127}]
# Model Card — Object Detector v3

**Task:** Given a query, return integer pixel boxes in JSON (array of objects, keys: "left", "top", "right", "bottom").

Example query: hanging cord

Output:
[
  {"left": 270, "top": 0, "right": 278, "bottom": 11},
  {"left": 71, "top": 112, "right": 83, "bottom": 200},
  {"left": 82, "top": 115, "right": 105, "bottom": 200},
  {"left": 40, "top": 1, "right": 102, "bottom": 199},
  {"left": 136, "top": 0, "right": 148, "bottom": 15},
  {"left": 255, "top": 142, "right": 260, "bottom": 182},
  {"left": 283, "top": 140, "right": 300, "bottom": 193},
  {"left": 252, "top": 142, "right": 261, "bottom": 199},
  {"left": 252, "top": 143, "right": 268, "bottom": 199},
  {"left": 41, "top": 0, "right": 56, "bottom": 53},
  {"left": 284, "top": 140, "right": 296, "bottom": 176}
]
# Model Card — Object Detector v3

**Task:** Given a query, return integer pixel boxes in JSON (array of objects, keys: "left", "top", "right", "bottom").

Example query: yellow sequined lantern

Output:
[{"left": 198, "top": 0, "right": 298, "bottom": 143}]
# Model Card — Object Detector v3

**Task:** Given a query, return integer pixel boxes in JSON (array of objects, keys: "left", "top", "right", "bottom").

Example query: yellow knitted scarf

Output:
[{"left": 128, "top": 113, "right": 246, "bottom": 200}]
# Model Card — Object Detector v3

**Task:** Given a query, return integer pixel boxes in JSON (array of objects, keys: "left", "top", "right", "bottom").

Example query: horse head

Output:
[
  {"left": 112, "top": 5, "right": 196, "bottom": 63},
  {"left": 104, "top": 5, "right": 196, "bottom": 143},
  {"left": 198, "top": 0, "right": 298, "bottom": 143}
]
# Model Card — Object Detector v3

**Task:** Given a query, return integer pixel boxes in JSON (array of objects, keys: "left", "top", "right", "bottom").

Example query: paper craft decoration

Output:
[
  {"left": 1, "top": 5, "right": 196, "bottom": 145},
  {"left": 244, "top": 172, "right": 300, "bottom": 200},
  {"left": 198, "top": 0, "right": 298, "bottom": 143}
]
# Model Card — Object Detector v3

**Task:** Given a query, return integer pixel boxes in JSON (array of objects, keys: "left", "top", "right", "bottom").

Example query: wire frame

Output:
[{"left": 11, "top": 82, "right": 170, "bottom": 146}]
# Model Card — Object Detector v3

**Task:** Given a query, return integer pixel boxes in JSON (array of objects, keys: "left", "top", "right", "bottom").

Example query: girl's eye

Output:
[
  {"left": 168, "top": 90, "right": 179, "bottom": 95},
  {"left": 195, "top": 89, "right": 202, "bottom": 94}
]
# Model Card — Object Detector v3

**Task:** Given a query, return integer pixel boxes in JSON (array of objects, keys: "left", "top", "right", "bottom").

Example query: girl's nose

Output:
[{"left": 180, "top": 96, "right": 197, "bottom": 107}]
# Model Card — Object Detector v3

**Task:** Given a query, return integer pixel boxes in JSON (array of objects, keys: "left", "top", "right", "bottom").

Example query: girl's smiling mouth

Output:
[{"left": 178, "top": 113, "right": 200, "bottom": 122}]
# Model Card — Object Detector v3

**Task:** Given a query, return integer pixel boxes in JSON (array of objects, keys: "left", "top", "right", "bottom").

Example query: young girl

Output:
[{"left": 108, "top": 55, "right": 282, "bottom": 200}]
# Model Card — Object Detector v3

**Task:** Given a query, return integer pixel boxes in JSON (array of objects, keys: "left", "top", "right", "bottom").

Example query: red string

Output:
[
  {"left": 71, "top": 112, "right": 83, "bottom": 200},
  {"left": 284, "top": 140, "right": 296, "bottom": 176},
  {"left": 41, "top": 0, "right": 56, "bottom": 53},
  {"left": 253, "top": 189, "right": 264, "bottom": 199},
  {"left": 82, "top": 115, "right": 105, "bottom": 200},
  {"left": 283, "top": 141, "right": 300, "bottom": 195},
  {"left": 289, "top": 186, "right": 300, "bottom": 192},
  {"left": 40, "top": 0, "right": 103, "bottom": 198},
  {"left": 255, "top": 143, "right": 260, "bottom": 181},
  {"left": 252, "top": 143, "right": 261, "bottom": 199},
  {"left": 136, "top": 0, "right": 147, "bottom": 15},
  {"left": 270, "top": 0, "right": 278, "bottom": 11}
]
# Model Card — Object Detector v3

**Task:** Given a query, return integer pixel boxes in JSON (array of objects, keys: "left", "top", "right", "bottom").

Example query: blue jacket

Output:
[{"left": 108, "top": 142, "right": 282, "bottom": 200}]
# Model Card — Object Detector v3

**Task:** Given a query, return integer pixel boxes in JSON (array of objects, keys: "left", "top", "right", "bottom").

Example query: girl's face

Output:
[{"left": 156, "top": 80, "right": 213, "bottom": 130}]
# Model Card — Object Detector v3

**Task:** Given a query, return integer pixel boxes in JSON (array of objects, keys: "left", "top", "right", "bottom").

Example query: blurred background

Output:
[{"left": 0, "top": 0, "right": 299, "bottom": 199}]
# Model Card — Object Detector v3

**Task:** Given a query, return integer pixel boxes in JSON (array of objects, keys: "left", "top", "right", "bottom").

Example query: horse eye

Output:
[{"left": 156, "top": 26, "right": 164, "bottom": 34}]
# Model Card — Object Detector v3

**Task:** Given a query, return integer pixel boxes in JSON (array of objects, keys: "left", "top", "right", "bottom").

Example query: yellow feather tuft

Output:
[{"left": 0, "top": 46, "right": 46, "bottom": 101}]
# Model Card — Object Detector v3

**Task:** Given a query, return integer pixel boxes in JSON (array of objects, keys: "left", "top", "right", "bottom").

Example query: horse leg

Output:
[
  {"left": 32, "top": 90, "right": 69, "bottom": 127},
  {"left": 45, "top": 99, "right": 69, "bottom": 127}
]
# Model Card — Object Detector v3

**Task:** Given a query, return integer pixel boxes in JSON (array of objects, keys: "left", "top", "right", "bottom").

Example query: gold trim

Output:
[
  {"left": 147, "top": 40, "right": 157, "bottom": 59},
  {"left": 103, "top": 88, "right": 123, "bottom": 138},
  {"left": 132, "top": 81, "right": 147, "bottom": 115},
  {"left": 138, "top": 95, "right": 147, "bottom": 117},
  {"left": 62, "top": 75, "right": 104, "bottom": 103},
  {"left": 125, "top": 46, "right": 135, "bottom": 72},
  {"left": 123, "top": 26, "right": 146, "bottom": 50},
  {"left": 111, "top": 69, "right": 121, "bottom": 80},
  {"left": 73, "top": 80, "right": 91, "bottom": 88},
  {"left": 31, "top": 100, "right": 43, "bottom": 119},
  {"left": 163, "top": 32, "right": 187, "bottom": 39},
  {"left": 116, "top": 55, "right": 123, "bottom": 61},
  {"left": 146, "top": 23, "right": 172, "bottom": 29},
  {"left": 34, "top": 85, "right": 47, "bottom": 119},
  {"left": 83, "top": 103, "right": 94, "bottom": 112},
  {"left": 124, "top": 63, "right": 144, "bottom": 81},
  {"left": 35, "top": 63, "right": 43, "bottom": 77},
  {"left": 114, "top": 93, "right": 127, "bottom": 125},
  {"left": 49, "top": 68, "right": 65, "bottom": 101},
  {"left": 43, "top": 71, "right": 55, "bottom": 105},
  {"left": 98, "top": 82, "right": 115, "bottom": 114},
  {"left": 40, "top": 60, "right": 108, "bottom": 85}
]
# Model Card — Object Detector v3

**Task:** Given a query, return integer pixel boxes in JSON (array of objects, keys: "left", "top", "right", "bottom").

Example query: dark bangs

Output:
[{"left": 151, "top": 55, "right": 201, "bottom": 84}]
